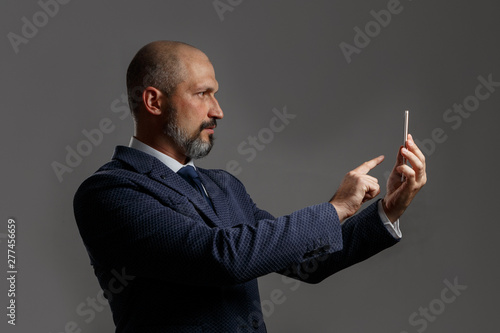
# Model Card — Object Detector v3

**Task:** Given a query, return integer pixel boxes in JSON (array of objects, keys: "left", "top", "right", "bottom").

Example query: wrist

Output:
[
  {"left": 330, "top": 201, "right": 348, "bottom": 222},
  {"left": 381, "top": 198, "right": 401, "bottom": 223}
]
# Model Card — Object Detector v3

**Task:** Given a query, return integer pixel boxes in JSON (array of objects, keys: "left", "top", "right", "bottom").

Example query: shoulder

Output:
[
  {"left": 74, "top": 148, "right": 152, "bottom": 201},
  {"left": 73, "top": 162, "right": 139, "bottom": 208},
  {"left": 76, "top": 145, "right": 164, "bottom": 191}
]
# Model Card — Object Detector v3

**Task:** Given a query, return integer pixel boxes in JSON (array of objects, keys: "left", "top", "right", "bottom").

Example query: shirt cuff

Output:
[{"left": 377, "top": 200, "right": 402, "bottom": 239}]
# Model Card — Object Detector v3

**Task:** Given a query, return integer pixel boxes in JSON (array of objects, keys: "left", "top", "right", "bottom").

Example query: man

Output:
[{"left": 73, "top": 41, "right": 426, "bottom": 332}]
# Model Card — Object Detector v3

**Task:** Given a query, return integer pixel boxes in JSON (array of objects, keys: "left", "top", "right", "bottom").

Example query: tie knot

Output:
[{"left": 178, "top": 165, "right": 199, "bottom": 182}]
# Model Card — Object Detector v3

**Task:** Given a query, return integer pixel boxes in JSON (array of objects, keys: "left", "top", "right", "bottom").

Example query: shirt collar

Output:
[{"left": 128, "top": 137, "right": 195, "bottom": 173}]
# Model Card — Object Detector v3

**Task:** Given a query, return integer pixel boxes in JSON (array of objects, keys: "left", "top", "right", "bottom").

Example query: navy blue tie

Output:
[{"left": 177, "top": 166, "right": 214, "bottom": 210}]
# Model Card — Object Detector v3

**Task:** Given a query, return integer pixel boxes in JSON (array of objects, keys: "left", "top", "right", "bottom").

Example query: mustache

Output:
[{"left": 199, "top": 119, "right": 217, "bottom": 131}]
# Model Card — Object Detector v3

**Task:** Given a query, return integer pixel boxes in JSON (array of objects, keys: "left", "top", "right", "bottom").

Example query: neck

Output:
[{"left": 134, "top": 132, "right": 189, "bottom": 165}]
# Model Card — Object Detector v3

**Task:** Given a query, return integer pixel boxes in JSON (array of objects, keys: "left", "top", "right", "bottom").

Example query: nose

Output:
[{"left": 208, "top": 96, "right": 224, "bottom": 119}]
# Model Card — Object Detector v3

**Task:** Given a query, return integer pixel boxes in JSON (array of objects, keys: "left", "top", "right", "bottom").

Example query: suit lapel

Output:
[
  {"left": 112, "top": 146, "right": 224, "bottom": 227},
  {"left": 198, "top": 170, "right": 232, "bottom": 228},
  {"left": 151, "top": 168, "right": 223, "bottom": 226}
]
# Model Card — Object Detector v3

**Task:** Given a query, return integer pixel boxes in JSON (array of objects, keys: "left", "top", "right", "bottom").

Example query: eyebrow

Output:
[{"left": 193, "top": 83, "right": 219, "bottom": 93}]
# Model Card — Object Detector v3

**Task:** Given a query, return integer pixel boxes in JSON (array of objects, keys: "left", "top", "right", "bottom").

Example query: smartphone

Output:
[{"left": 401, "top": 110, "right": 409, "bottom": 181}]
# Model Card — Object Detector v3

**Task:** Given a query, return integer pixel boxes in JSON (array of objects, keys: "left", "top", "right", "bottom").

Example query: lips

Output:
[
  {"left": 201, "top": 119, "right": 217, "bottom": 133},
  {"left": 203, "top": 127, "right": 215, "bottom": 135}
]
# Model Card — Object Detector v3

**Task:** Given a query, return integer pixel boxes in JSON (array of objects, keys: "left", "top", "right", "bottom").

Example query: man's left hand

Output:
[{"left": 382, "top": 134, "right": 427, "bottom": 222}]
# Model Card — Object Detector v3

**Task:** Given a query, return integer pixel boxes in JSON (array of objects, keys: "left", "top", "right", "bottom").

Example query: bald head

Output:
[{"left": 126, "top": 41, "right": 204, "bottom": 117}]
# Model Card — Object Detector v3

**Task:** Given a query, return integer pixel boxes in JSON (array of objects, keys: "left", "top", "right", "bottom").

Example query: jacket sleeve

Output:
[
  {"left": 73, "top": 171, "right": 345, "bottom": 288},
  {"left": 278, "top": 199, "right": 400, "bottom": 284}
]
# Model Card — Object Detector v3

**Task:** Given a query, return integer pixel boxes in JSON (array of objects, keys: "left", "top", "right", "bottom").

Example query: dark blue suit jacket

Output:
[{"left": 73, "top": 146, "right": 398, "bottom": 332}]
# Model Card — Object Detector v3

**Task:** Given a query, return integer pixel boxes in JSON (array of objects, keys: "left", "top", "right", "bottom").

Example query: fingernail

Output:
[{"left": 402, "top": 148, "right": 408, "bottom": 154}]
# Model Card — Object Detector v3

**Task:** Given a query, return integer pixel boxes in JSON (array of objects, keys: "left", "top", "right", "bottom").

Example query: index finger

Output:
[
  {"left": 407, "top": 134, "right": 426, "bottom": 166},
  {"left": 353, "top": 155, "right": 385, "bottom": 174}
]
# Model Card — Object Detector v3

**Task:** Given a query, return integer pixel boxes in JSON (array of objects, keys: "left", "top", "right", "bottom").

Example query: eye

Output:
[{"left": 197, "top": 91, "right": 206, "bottom": 97}]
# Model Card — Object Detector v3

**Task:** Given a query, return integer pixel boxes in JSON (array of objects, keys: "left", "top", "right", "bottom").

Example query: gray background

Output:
[{"left": 1, "top": 0, "right": 499, "bottom": 332}]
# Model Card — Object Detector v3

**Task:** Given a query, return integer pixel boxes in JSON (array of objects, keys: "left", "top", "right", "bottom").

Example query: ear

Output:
[{"left": 142, "top": 86, "right": 165, "bottom": 116}]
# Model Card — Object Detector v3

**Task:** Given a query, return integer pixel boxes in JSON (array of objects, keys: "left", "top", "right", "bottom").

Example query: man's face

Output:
[{"left": 162, "top": 50, "right": 223, "bottom": 160}]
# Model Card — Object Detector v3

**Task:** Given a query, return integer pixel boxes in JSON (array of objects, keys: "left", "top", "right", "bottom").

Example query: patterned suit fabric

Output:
[{"left": 73, "top": 146, "right": 399, "bottom": 332}]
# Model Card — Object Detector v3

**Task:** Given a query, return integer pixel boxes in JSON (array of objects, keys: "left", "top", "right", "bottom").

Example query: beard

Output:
[{"left": 163, "top": 106, "right": 216, "bottom": 160}]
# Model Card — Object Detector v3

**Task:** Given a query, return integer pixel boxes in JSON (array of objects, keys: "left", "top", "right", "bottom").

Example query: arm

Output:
[
  {"left": 280, "top": 136, "right": 426, "bottom": 283},
  {"left": 73, "top": 172, "right": 344, "bottom": 288},
  {"left": 279, "top": 200, "right": 399, "bottom": 284}
]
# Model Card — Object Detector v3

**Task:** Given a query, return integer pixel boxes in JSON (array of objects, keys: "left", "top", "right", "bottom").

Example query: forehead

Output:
[{"left": 178, "top": 49, "right": 218, "bottom": 89}]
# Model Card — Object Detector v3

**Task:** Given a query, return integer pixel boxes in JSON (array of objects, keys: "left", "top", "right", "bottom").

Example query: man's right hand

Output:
[{"left": 329, "top": 155, "right": 385, "bottom": 222}]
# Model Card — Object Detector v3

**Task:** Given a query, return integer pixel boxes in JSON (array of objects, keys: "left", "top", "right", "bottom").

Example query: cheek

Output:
[
  {"left": 180, "top": 113, "right": 204, "bottom": 134},
  {"left": 175, "top": 98, "right": 207, "bottom": 126},
  {"left": 185, "top": 103, "right": 207, "bottom": 123}
]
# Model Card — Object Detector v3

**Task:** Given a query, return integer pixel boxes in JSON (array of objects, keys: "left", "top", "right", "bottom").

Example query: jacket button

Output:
[
  {"left": 252, "top": 319, "right": 260, "bottom": 329},
  {"left": 160, "top": 175, "right": 166, "bottom": 179}
]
